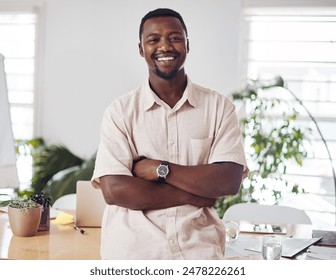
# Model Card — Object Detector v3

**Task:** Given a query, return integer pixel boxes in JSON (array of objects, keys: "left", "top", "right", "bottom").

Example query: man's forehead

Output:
[{"left": 142, "top": 16, "right": 185, "bottom": 35}]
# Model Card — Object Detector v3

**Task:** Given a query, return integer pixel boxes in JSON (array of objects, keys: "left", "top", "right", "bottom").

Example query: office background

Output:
[{"left": 1, "top": 0, "right": 336, "bottom": 225}]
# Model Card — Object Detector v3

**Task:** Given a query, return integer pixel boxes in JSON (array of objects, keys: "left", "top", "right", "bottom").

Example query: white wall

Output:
[{"left": 39, "top": 0, "right": 243, "bottom": 158}]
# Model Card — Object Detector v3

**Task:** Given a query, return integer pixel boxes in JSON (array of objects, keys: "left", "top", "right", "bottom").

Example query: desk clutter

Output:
[
  {"left": 224, "top": 221, "right": 336, "bottom": 260},
  {"left": 31, "top": 193, "right": 51, "bottom": 231},
  {"left": 244, "top": 236, "right": 322, "bottom": 258},
  {"left": 51, "top": 211, "right": 74, "bottom": 225}
]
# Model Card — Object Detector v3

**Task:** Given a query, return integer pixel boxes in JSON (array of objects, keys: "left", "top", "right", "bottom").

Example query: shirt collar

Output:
[{"left": 143, "top": 76, "right": 197, "bottom": 111}]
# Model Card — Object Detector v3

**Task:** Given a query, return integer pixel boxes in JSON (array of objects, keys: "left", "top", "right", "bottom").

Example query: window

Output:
[
  {"left": 243, "top": 4, "right": 336, "bottom": 225},
  {"left": 0, "top": 7, "right": 40, "bottom": 189}
]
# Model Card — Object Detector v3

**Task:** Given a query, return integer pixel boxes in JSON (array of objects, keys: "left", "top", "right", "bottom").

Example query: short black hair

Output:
[{"left": 139, "top": 8, "right": 188, "bottom": 41}]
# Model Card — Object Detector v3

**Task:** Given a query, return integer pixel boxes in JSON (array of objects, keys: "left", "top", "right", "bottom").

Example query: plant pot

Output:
[{"left": 8, "top": 206, "right": 42, "bottom": 237}]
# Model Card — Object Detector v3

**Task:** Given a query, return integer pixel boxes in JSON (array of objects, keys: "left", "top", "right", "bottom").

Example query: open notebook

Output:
[
  {"left": 245, "top": 236, "right": 322, "bottom": 258},
  {"left": 75, "top": 180, "right": 106, "bottom": 227}
]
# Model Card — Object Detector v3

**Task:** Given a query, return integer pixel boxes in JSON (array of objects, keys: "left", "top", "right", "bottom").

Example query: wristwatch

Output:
[{"left": 156, "top": 161, "right": 169, "bottom": 182}]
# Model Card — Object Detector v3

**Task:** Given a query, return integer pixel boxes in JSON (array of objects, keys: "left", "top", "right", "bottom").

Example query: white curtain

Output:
[{"left": 0, "top": 53, "right": 19, "bottom": 188}]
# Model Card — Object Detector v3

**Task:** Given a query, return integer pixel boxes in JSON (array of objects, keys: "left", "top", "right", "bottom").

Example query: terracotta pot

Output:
[{"left": 8, "top": 206, "right": 42, "bottom": 237}]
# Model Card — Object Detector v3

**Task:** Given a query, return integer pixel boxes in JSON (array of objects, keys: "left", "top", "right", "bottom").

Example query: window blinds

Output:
[{"left": 243, "top": 7, "right": 336, "bottom": 225}]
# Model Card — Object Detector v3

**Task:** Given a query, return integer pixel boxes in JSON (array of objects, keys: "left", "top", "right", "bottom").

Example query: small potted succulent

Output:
[{"left": 7, "top": 196, "right": 42, "bottom": 237}]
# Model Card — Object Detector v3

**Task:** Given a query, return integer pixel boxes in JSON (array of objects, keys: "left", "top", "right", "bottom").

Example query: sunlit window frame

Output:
[
  {"left": 242, "top": 1, "right": 336, "bottom": 225},
  {"left": 0, "top": 1, "right": 44, "bottom": 189}
]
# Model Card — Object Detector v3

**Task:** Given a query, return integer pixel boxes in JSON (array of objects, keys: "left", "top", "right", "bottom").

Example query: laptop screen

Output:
[{"left": 75, "top": 180, "right": 106, "bottom": 227}]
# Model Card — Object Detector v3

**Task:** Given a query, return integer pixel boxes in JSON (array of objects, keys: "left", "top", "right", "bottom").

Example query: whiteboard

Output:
[{"left": 0, "top": 53, "right": 19, "bottom": 188}]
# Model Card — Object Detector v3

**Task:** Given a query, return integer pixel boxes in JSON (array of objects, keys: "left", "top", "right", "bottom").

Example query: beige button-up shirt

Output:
[{"left": 92, "top": 77, "right": 248, "bottom": 259}]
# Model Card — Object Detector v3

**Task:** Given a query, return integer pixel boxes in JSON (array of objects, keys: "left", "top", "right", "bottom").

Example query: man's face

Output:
[{"left": 139, "top": 16, "right": 189, "bottom": 80}]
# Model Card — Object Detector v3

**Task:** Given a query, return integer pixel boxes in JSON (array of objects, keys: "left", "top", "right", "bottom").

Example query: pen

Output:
[{"left": 74, "top": 226, "right": 87, "bottom": 235}]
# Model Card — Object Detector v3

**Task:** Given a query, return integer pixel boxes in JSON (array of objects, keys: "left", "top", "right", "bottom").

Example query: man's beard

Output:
[{"left": 154, "top": 66, "right": 179, "bottom": 80}]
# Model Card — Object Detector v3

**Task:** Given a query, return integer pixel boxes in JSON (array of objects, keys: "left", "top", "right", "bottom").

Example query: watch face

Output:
[{"left": 157, "top": 165, "right": 168, "bottom": 177}]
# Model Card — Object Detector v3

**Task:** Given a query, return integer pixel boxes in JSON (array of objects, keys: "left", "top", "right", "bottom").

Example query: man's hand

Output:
[{"left": 132, "top": 158, "right": 160, "bottom": 181}]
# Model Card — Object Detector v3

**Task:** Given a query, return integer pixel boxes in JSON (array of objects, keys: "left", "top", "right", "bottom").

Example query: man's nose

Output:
[{"left": 158, "top": 38, "right": 173, "bottom": 51}]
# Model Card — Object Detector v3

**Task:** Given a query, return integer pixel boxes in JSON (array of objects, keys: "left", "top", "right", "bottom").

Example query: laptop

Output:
[
  {"left": 75, "top": 180, "right": 106, "bottom": 227},
  {"left": 245, "top": 237, "right": 323, "bottom": 258}
]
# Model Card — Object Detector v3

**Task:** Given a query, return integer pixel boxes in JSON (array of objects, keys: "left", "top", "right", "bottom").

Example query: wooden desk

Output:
[
  {"left": 1, "top": 211, "right": 335, "bottom": 260},
  {"left": 0, "top": 212, "right": 100, "bottom": 260}
]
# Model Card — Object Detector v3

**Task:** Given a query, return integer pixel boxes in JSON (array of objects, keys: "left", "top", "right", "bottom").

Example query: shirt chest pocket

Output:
[{"left": 188, "top": 137, "right": 213, "bottom": 165}]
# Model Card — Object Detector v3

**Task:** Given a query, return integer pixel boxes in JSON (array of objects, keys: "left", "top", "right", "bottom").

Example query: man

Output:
[{"left": 92, "top": 8, "right": 248, "bottom": 260}]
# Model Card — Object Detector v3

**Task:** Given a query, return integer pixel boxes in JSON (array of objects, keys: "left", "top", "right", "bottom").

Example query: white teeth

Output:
[{"left": 157, "top": 57, "right": 174, "bottom": 61}]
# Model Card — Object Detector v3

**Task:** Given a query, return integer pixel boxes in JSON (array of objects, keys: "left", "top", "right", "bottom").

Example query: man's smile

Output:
[
  {"left": 157, "top": 56, "right": 174, "bottom": 62},
  {"left": 152, "top": 52, "right": 180, "bottom": 65}
]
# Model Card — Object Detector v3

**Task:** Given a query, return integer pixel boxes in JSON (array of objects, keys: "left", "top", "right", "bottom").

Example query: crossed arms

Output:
[{"left": 99, "top": 158, "right": 243, "bottom": 211}]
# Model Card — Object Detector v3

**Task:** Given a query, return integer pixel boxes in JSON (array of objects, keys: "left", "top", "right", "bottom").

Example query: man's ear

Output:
[
  {"left": 138, "top": 42, "right": 144, "bottom": 57},
  {"left": 186, "top": 39, "right": 190, "bottom": 53}
]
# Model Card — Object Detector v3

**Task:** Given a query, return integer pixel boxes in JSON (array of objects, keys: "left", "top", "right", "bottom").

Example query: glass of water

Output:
[
  {"left": 262, "top": 235, "right": 282, "bottom": 260},
  {"left": 225, "top": 221, "right": 239, "bottom": 242}
]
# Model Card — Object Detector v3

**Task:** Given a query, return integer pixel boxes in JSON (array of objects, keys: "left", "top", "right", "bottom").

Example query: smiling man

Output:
[{"left": 92, "top": 8, "right": 248, "bottom": 260}]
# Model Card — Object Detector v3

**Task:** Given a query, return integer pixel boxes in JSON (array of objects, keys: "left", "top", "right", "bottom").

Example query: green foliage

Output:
[
  {"left": 31, "top": 143, "right": 84, "bottom": 194},
  {"left": 0, "top": 199, "right": 11, "bottom": 208},
  {"left": 215, "top": 76, "right": 310, "bottom": 217},
  {"left": 43, "top": 154, "right": 96, "bottom": 204},
  {"left": 15, "top": 138, "right": 45, "bottom": 156},
  {"left": 15, "top": 137, "right": 96, "bottom": 205},
  {"left": 7, "top": 195, "right": 39, "bottom": 214}
]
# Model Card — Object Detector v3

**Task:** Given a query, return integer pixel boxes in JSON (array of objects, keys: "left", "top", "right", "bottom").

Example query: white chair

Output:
[
  {"left": 52, "top": 193, "right": 77, "bottom": 210},
  {"left": 223, "top": 202, "right": 312, "bottom": 225}
]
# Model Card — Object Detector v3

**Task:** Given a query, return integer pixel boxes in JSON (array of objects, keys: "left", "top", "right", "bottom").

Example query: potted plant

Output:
[
  {"left": 215, "top": 76, "right": 310, "bottom": 217},
  {"left": 7, "top": 196, "right": 42, "bottom": 237}
]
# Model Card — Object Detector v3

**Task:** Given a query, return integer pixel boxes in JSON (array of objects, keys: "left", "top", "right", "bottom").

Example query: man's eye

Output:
[
  {"left": 170, "top": 36, "right": 183, "bottom": 42},
  {"left": 147, "top": 38, "right": 159, "bottom": 43}
]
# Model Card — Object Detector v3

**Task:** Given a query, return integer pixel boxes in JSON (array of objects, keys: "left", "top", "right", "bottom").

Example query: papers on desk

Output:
[
  {"left": 306, "top": 245, "right": 336, "bottom": 260},
  {"left": 51, "top": 211, "right": 74, "bottom": 225}
]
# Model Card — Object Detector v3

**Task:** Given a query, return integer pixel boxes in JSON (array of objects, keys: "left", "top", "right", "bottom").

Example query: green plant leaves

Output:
[
  {"left": 216, "top": 76, "right": 310, "bottom": 216},
  {"left": 31, "top": 144, "right": 84, "bottom": 194},
  {"left": 42, "top": 154, "right": 96, "bottom": 204},
  {"left": 8, "top": 195, "right": 39, "bottom": 214}
]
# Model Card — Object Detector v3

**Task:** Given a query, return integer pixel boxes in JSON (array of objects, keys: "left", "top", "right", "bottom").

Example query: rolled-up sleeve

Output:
[
  {"left": 208, "top": 98, "right": 249, "bottom": 178},
  {"left": 91, "top": 103, "right": 133, "bottom": 188}
]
